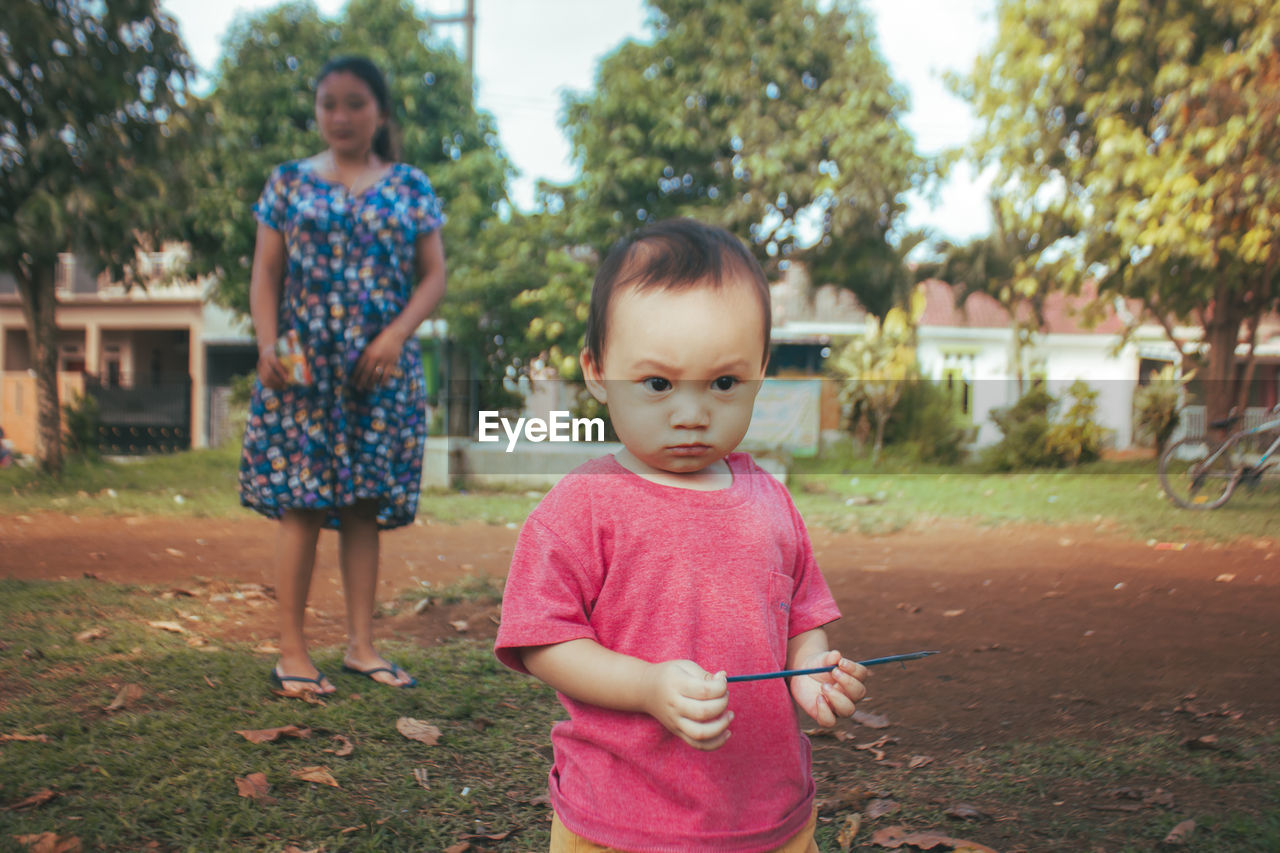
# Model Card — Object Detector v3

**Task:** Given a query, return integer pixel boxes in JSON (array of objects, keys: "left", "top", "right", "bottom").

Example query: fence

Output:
[{"left": 84, "top": 375, "right": 191, "bottom": 454}]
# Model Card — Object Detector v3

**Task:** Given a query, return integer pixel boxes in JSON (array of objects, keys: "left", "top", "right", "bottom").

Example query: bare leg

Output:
[
  {"left": 274, "top": 509, "right": 334, "bottom": 693},
  {"left": 338, "top": 501, "right": 413, "bottom": 686}
]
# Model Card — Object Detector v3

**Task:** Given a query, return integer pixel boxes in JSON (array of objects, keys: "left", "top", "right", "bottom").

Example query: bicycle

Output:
[{"left": 1158, "top": 403, "right": 1280, "bottom": 509}]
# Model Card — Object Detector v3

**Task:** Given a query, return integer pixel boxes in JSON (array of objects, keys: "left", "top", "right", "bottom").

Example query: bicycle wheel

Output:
[{"left": 1158, "top": 437, "right": 1242, "bottom": 510}]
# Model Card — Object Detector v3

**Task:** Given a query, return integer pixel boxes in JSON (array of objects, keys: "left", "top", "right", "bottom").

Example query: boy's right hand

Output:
[{"left": 641, "top": 660, "right": 732, "bottom": 751}]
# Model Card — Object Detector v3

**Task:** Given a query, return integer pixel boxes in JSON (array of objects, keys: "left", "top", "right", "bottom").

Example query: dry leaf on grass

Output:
[
  {"left": 0, "top": 733, "right": 50, "bottom": 743},
  {"left": 908, "top": 755, "right": 934, "bottom": 769},
  {"left": 397, "top": 717, "right": 442, "bottom": 746},
  {"left": 13, "top": 832, "right": 82, "bottom": 853},
  {"left": 281, "top": 846, "right": 321, "bottom": 853},
  {"left": 943, "top": 803, "right": 991, "bottom": 821},
  {"left": 292, "top": 766, "right": 339, "bottom": 787},
  {"left": 865, "top": 799, "right": 901, "bottom": 819},
  {"left": 235, "top": 725, "right": 311, "bottom": 744},
  {"left": 327, "top": 734, "right": 355, "bottom": 756},
  {"left": 836, "top": 813, "right": 861, "bottom": 851},
  {"left": 870, "top": 825, "right": 999, "bottom": 852},
  {"left": 1161, "top": 818, "right": 1196, "bottom": 847},
  {"left": 234, "top": 772, "right": 274, "bottom": 803},
  {"left": 74, "top": 628, "right": 106, "bottom": 643},
  {"left": 104, "top": 684, "right": 143, "bottom": 713},
  {"left": 449, "top": 620, "right": 469, "bottom": 632},
  {"left": 443, "top": 843, "right": 470, "bottom": 853},
  {"left": 7, "top": 789, "right": 57, "bottom": 810},
  {"left": 412, "top": 767, "right": 431, "bottom": 789},
  {"left": 146, "top": 620, "right": 187, "bottom": 635}
]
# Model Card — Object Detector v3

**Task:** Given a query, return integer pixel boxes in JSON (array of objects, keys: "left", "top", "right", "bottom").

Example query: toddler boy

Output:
[{"left": 495, "top": 218, "right": 867, "bottom": 852}]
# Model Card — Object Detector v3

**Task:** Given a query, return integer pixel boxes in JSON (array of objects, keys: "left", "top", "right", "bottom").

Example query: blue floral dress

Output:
[{"left": 238, "top": 160, "right": 445, "bottom": 530}]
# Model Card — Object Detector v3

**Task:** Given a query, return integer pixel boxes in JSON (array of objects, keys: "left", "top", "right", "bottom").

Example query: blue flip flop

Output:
[
  {"left": 341, "top": 662, "right": 417, "bottom": 688},
  {"left": 270, "top": 667, "right": 335, "bottom": 695}
]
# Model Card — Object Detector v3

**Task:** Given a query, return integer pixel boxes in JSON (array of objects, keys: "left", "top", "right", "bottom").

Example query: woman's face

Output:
[{"left": 315, "top": 71, "right": 384, "bottom": 159}]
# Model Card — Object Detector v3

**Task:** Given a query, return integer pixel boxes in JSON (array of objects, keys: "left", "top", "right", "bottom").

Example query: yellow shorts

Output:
[{"left": 549, "top": 806, "right": 819, "bottom": 853}]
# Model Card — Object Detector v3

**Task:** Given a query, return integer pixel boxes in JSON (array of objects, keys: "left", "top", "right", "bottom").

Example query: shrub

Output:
[
  {"left": 984, "top": 381, "right": 1107, "bottom": 470},
  {"left": 881, "top": 379, "right": 971, "bottom": 465},
  {"left": 1133, "top": 365, "right": 1185, "bottom": 453},
  {"left": 61, "top": 391, "right": 101, "bottom": 460}
]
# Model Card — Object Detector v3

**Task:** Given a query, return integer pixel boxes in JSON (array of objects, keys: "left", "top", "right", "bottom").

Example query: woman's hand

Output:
[
  {"left": 353, "top": 328, "right": 407, "bottom": 390},
  {"left": 257, "top": 345, "right": 289, "bottom": 391}
]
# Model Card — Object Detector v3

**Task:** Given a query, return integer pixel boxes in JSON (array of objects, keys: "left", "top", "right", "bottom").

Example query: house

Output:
[
  {"left": 768, "top": 267, "right": 1280, "bottom": 450},
  {"left": 0, "top": 249, "right": 213, "bottom": 455}
]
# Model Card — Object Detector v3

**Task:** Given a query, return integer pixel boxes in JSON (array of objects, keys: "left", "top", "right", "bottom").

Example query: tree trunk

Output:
[
  {"left": 1201, "top": 285, "right": 1244, "bottom": 433},
  {"left": 14, "top": 263, "right": 63, "bottom": 475}
]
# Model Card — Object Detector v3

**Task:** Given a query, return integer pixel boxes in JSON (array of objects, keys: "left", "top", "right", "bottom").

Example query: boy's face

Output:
[{"left": 581, "top": 275, "right": 767, "bottom": 480}]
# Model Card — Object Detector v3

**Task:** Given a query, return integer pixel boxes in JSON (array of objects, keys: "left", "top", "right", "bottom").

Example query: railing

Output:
[
  {"left": 83, "top": 376, "right": 192, "bottom": 454},
  {"left": 1180, "top": 406, "right": 1271, "bottom": 439}
]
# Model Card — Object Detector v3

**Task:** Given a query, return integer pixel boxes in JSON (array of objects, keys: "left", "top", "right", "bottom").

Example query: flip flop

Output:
[
  {"left": 270, "top": 667, "right": 335, "bottom": 695},
  {"left": 341, "top": 661, "right": 418, "bottom": 688}
]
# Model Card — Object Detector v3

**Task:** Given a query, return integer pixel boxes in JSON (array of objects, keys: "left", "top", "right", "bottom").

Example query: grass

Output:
[
  {"left": 2, "top": 445, "right": 1278, "bottom": 543},
  {"left": 2, "top": 579, "right": 1277, "bottom": 851}
]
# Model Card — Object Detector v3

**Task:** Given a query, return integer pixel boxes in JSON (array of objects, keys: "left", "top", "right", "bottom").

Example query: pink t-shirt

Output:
[{"left": 495, "top": 453, "right": 841, "bottom": 852}]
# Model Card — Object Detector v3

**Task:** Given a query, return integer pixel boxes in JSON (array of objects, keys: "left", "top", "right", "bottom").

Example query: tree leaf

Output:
[
  {"left": 397, "top": 717, "right": 442, "bottom": 746},
  {"left": 291, "top": 766, "right": 339, "bottom": 788},
  {"left": 104, "top": 684, "right": 143, "bottom": 713},
  {"left": 233, "top": 772, "right": 273, "bottom": 803},
  {"left": 235, "top": 725, "right": 311, "bottom": 744}
]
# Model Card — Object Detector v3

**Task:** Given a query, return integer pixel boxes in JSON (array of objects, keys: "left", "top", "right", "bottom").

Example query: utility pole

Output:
[{"left": 427, "top": 0, "right": 476, "bottom": 83}]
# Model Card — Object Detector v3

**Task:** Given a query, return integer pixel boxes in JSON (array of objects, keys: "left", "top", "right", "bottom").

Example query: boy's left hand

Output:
[{"left": 789, "top": 650, "right": 868, "bottom": 727}]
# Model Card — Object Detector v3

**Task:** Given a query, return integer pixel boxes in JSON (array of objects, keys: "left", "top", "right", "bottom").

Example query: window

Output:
[{"left": 940, "top": 351, "right": 976, "bottom": 419}]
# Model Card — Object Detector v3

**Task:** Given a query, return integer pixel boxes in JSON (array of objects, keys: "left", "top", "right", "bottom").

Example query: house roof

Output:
[{"left": 917, "top": 279, "right": 1138, "bottom": 335}]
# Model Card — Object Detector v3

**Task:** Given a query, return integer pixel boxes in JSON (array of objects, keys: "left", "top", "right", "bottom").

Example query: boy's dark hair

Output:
[
  {"left": 585, "top": 218, "right": 772, "bottom": 367},
  {"left": 315, "top": 55, "right": 400, "bottom": 162}
]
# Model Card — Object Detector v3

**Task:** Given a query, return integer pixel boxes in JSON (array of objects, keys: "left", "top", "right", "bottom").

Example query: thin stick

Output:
[{"left": 726, "top": 650, "right": 940, "bottom": 683}]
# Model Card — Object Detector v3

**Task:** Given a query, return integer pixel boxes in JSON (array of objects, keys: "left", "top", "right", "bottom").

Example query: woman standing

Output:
[{"left": 239, "top": 56, "right": 446, "bottom": 694}]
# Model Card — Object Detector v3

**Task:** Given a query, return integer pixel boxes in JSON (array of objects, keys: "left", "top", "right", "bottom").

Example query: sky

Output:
[{"left": 162, "top": 0, "right": 996, "bottom": 243}]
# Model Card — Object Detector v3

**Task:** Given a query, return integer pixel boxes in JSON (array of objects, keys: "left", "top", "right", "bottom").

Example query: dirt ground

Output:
[{"left": 3, "top": 510, "right": 1277, "bottom": 759}]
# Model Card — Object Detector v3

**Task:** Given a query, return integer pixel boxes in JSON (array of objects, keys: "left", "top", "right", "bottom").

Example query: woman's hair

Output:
[{"left": 315, "top": 55, "right": 399, "bottom": 162}]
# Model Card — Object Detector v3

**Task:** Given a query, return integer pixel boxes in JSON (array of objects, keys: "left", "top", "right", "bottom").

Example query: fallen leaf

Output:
[
  {"left": 1214, "top": 573, "right": 1235, "bottom": 583},
  {"left": 0, "top": 734, "right": 49, "bottom": 743},
  {"left": 1183, "top": 734, "right": 1220, "bottom": 751},
  {"left": 13, "top": 832, "right": 82, "bottom": 853},
  {"left": 836, "top": 813, "right": 861, "bottom": 851},
  {"left": 896, "top": 602, "right": 922, "bottom": 614},
  {"left": 865, "top": 799, "right": 900, "bottom": 819},
  {"left": 397, "top": 717, "right": 442, "bottom": 746},
  {"left": 7, "top": 789, "right": 57, "bottom": 810},
  {"left": 869, "top": 825, "right": 999, "bottom": 852},
  {"left": 292, "top": 766, "right": 339, "bottom": 787},
  {"left": 1161, "top": 818, "right": 1196, "bottom": 847},
  {"left": 235, "top": 725, "right": 311, "bottom": 744},
  {"left": 146, "top": 620, "right": 187, "bottom": 634},
  {"left": 413, "top": 767, "right": 431, "bottom": 789},
  {"left": 281, "top": 846, "right": 321, "bottom": 853},
  {"left": 104, "top": 684, "right": 143, "bottom": 713},
  {"left": 462, "top": 830, "right": 513, "bottom": 841},
  {"left": 74, "top": 628, "right": 107, "bottom": 643},
  {"left": 908, "top": 754, "right": 934, "bottom": 769},
  {"left": 253, "top": 641, "right": 281, "bottom": 655},
  {"left": 443, "top": 844, "right": 470, "bottom": 853},
  {"left": 328, "top": 734, "right": 355, "bottom": 756},
  {"left": 943, "top": 609, "right": 966, "bottom": 618},
  {"left": 449, "top": 619, "right": 469, "bottom": 632},
  {"left": 852, "top": 710, "right": 891, "bottom": 729},
  {"left": 944, "top": 803, "right": 991, "bottom": 821},
  {"left": 234, "top": 772, "right": 274, "bottom": 803}
]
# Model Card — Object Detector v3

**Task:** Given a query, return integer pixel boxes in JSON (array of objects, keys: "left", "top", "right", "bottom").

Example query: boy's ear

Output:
[{"left": 580, "top": 349, "right": 608, "bottom": 404}]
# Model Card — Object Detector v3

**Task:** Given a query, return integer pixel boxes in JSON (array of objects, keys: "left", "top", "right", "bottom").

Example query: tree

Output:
[
  {"left": 921, "top": 197, "right": 1071, "bottom": 392},
  {"left": 184, "top": 0, "right": 510, "bottom": 317},
  {"left": 560, "top": 0, "right": 922, "bottom": 316},
  {"left": 963, "top": 0, "right": 1280, "bottom": 425},
  {"left": 0, "top": 0, "right": 196, "bottom": 474},
  {"left": 830, "top": 287, "right": 925, "bottom": 464}
]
